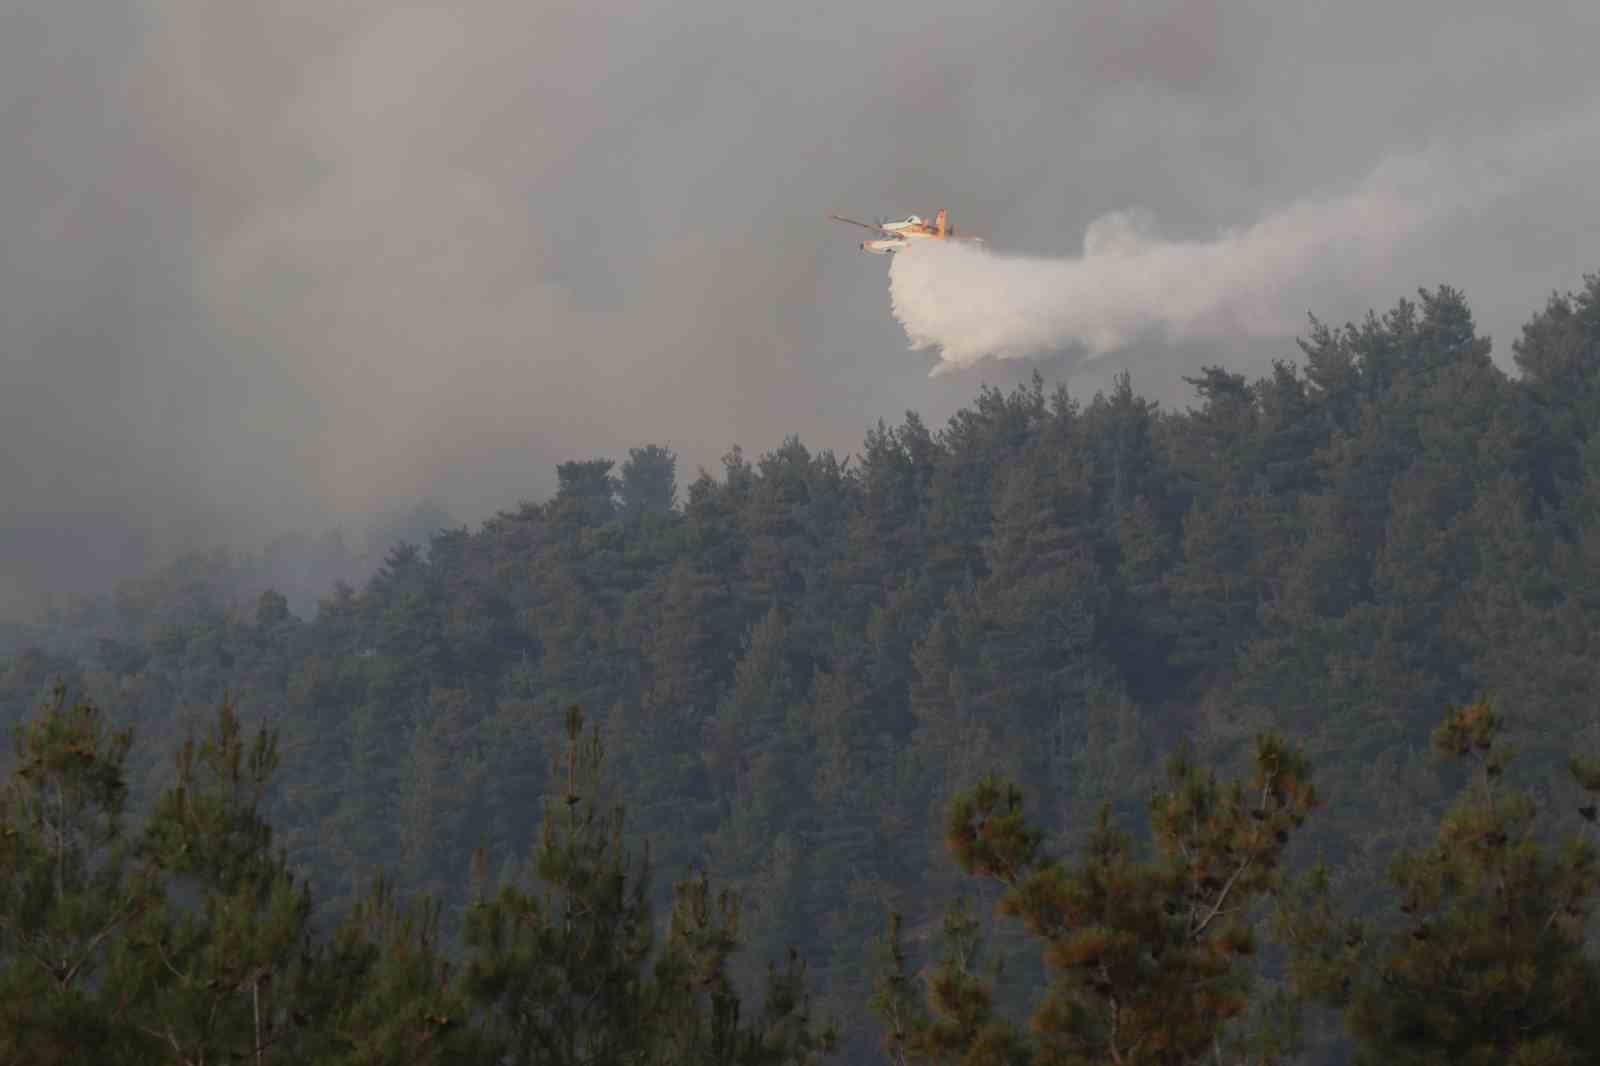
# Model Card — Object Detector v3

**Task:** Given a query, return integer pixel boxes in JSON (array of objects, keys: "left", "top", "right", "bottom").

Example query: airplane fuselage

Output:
[
  {"left": 832, "top": 209, "right": 979, "bottom": 256},
  {"left": 833, "top": 210, "right": 982, "bottom": 254}
]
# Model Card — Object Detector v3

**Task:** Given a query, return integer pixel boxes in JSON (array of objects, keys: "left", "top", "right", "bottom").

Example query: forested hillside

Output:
[{"left": 7, "top": 276, "right": 1600, "bottom": 1061}]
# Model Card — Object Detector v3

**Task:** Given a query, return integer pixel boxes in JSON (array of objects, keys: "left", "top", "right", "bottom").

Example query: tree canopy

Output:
[{"left": 9, "top": 275, "right": 1600, "bottom": 1060}]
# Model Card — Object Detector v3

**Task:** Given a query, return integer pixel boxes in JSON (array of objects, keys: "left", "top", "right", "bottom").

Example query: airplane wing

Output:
[{"left": 829, "top": 214, "right": 891, "bottom": 234}]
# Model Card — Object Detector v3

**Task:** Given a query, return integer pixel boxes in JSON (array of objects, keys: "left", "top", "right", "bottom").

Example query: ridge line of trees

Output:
[{"left": 8, "top": 274, "right": 1600, "bottom": 1060}]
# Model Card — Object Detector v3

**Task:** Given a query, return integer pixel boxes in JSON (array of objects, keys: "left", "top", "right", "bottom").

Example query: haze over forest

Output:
[
  {"left": 11, "top": 273, "right": 1600, "bottom": 1062},
  {"left": 11, "top": 3, "right": 1600, "bottom": 1063},
  {"left": 8, "top": 0, "right": 1600, "bottom": 612}
]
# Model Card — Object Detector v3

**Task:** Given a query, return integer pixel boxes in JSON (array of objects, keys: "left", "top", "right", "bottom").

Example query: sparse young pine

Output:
[
  {"left": 1280, "top": 700, "right": 1600, "bottom": 1065},
  {"left": 0, "top": 686, "right": 145, "bottom": 1064},
  {"left": 869, "top": 902, "right": 1030, "bottom": 1066},
  {"left": 116, "top": 699, "right": 324, "bottom": 1065},
  {"left": 876, "top": 733, "right": 1318, "bottom": 1066},
  {"left": 319, "top": 875, "right": 489, "bottom": 1065},
  {"left": 0, "top": 693, "right": 836, "bottom": 1063},
  {"left": 462, "top": 705, "right": 835, "bottom": 1066}
]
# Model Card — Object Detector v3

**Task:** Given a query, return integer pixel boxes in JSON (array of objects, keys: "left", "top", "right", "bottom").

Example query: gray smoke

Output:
[
  {"left": 6, "top": 0, "right": 1600, "bottom": 613},
  {"left": 888, "top": 112, "right": 1600, "bottom": 372}
]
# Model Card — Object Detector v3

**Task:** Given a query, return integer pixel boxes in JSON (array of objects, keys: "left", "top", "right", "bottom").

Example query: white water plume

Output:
[{"left": 889, "top": 145, "right": 1496, "bottom": 375}]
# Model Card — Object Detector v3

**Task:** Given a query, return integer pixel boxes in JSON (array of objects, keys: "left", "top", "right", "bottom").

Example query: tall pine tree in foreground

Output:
[
  {"left": 0, "top": 691, "right": 837, "bottom": 1064},
  {"left": 462, "top": 705, "right": 837, "bottom": 1066},
  {"left": 0, "top": 686, "right": 141, "bottom": 1064},
  {"left": 873, "top": 733, "right": 1318, "bottom": 1065},
  {"left": 1279, "top": 700, "right": 1600, "bottom": 1065},
  {"left": 122, "top": 700, "right": 325, "bottom": 1064}
]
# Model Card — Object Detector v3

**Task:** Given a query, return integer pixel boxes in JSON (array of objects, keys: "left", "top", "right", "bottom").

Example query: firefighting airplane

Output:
[{"left": 829, "top": 209, "right": 984, "bottom": 254}]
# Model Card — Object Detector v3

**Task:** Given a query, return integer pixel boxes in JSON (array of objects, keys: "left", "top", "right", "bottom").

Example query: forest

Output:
[{"left": 7, "top": 275, "right": 1600, "bottom": 1063}]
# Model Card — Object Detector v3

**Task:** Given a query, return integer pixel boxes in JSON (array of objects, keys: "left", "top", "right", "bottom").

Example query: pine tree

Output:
[
  {"left": 875, "top": 734, "right": 1318, "bottom": 1065},
  {"left": 0, "top": 686, "right": 146, "bottom": 1064},
  {"left": 320, "top": 875, "right": 488, "bottom": 1064},
  {"left": 462, "top": 706, "right": 835, "bottom": 1065},
  {"left": 118, "top": 700, "right": 322, "bottom": 1065},
  {"left": 620, "top": 445, "right": 679, "bottom": 523},
  {"left": 1280, "top": 701, "right": 1600, "bottom": 1065}
]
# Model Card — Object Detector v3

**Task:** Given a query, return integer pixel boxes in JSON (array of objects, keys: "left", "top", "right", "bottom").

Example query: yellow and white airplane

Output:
[{"left": 829, "top": 209, "right": 983, "bottom": 254}]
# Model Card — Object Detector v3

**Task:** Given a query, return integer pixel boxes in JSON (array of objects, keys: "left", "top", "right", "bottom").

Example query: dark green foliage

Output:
[
  {"left": 1279, "top": 701, "right": 1600, "bottom": 1065},
  {"left": 1512, "top": 274, "right": 1600, "bottom": 510},
  {"left": 463, "top": 705, "right": 834, "bottom": 1065},
  {"left": 0, "top": 686, "right": 141, "bottom": 1064},
  {"left": 463, "top": 705, "right": 659, "bottom": 1064},
  {"left": 556, "top": 459, "right": 621, "bottom": 526},
  {"left": 11, "top": 275, "right": 1600, "bottom": 1056},
  {"left": 872, "top": 902, "right": 1031, "bottom": 1066},
  {"left": 621, "top": 445, "right": 680, "bottom": 522},
  {"left": 874, "top": 735, "right": 1317, "bottom": 1065},
  {"left": 121, "top": 701, "right": 323, "bottom": 1065},
  {"left": 321, "top": 877, "right": 488, "bottom": 1065},
  {"left": 0, "top": 694, "right": 833, "bottom": 1064}
]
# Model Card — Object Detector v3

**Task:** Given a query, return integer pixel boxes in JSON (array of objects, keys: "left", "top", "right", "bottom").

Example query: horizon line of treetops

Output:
[{"left": 10, "top": 273, "right": 1600, "bottom": 1062}]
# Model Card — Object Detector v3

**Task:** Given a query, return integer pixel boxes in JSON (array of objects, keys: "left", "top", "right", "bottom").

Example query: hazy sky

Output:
[{"left": 6, "top": 0, "right": 1600, "bottom": 608}]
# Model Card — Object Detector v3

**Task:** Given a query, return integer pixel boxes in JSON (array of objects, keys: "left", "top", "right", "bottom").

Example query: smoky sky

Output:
[{"left": 6, "top": 0, "right": 1600, "bottom": 611}]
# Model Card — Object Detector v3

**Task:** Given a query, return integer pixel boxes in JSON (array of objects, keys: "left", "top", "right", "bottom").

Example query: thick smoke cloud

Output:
[
  {"left": 6, "top": 0, "right": 1600, "bottom": 612},
  {"left": 890, "top": 111, "right": 1600, "bottom": 373}
]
